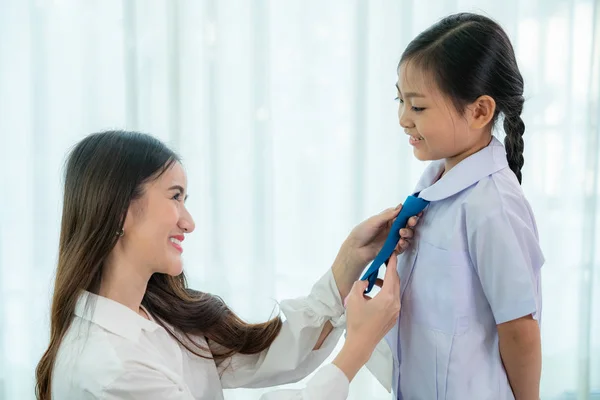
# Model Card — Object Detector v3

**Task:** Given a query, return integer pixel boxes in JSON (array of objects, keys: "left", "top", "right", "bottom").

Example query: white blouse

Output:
[{"left": 52, "top": 270, "right": 350, "bottom": 399}]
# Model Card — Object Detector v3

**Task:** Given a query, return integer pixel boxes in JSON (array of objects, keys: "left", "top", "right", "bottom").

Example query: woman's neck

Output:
[{"left": 98, "top": 252, "right": 151, "bottom": 319}]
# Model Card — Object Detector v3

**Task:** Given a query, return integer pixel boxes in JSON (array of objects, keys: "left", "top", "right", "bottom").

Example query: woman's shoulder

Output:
[{"left": 52, "top": 318, "right": 150, "bottom": 397}]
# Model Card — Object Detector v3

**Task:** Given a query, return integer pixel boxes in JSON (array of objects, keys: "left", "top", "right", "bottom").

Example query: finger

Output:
[
  {"left": 350, "top": 280, "right": 369, "bottom": 296},
  {"left": 345, "top": 280, "right": 369, "bottom": 308},
  {"left": 382, "top": 254, "right": 401, "bottom": 292},
  {"left": 395, "top": 239, "right": 409, "bottom": 253},
  {"left": 394, "top": 244, "right": 404, "bottom": 255},
  {"left": 399, "top": 228, "right": 414, "bottom": 239},
  {"left": 379, "top": 205, "right": 401, "bottom": 216},
  {"left": 394, "top": 239, "right": 404, "bottom": 254},
  {"left": 378, "top": 207, "right": 395, "bottom": 215},
  {"left": 386, "top": 252, "right": 398, "bottom": 269},
  {"left": 373, "top": 206, "right": 402, "bottom": 228},
  {"left": 407, "top": 216, "right": 419, "bottom": 227}
]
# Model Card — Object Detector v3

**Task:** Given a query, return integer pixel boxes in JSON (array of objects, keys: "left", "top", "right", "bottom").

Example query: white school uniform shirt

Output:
[
  {"left": 366, "top": 136, "right": 544, "bottom": 399},
  {"left": 52, "top": 270, "right": 350, "bottom": 399}
]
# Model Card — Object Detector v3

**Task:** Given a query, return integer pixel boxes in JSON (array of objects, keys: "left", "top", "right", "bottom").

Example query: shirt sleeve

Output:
[
  {"left": 100, "top": 359, "right": 349, "bottom": 400},
  {"left": 101, "top": 363, "right": 195, "bottom": 400},
  {"left": 467, "top": 207, "right": 544, "bottom": 324},
  {"left": 257, "top": 364, "right": 349, "bottom": 400},
  {"left": 216, "top": 269, "right": 347, "bottom": 389}
]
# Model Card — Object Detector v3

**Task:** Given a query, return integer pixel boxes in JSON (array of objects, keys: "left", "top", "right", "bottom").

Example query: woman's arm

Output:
[
  {"left": 216, "top": 268, "right": 346, "bottom": 389},
  {"left": 311, "top": 206, "right": 415, "bottom": 350},
  {"left": 217, "top": 206, "right": 416, "bottom": 389},
  {"left": 255, "top": 254, "right": 402, "bottom": 400}
]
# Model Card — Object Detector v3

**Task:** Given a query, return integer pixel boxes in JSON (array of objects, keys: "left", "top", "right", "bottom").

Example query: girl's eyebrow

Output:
[{"left": 395, "top": 83, "right": 425, "bottom": 98}]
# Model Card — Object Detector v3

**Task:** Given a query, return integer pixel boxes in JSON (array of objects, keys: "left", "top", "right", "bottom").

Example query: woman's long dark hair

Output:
[{"left": 35, "top": 131, "right": 282, "bottom": 399}]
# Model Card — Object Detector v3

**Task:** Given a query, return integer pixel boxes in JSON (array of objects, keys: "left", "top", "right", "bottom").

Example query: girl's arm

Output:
[
  {"left": 467, "top": 206, "right": 544, "bottom": 399},
  {"left": 498, "top": 314, "right": 541, "bottom": 400}
]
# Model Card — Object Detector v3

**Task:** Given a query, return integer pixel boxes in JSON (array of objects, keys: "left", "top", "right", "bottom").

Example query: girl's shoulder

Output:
[{"left": 461, "top": 168, "right": 538, "bottom": 228}]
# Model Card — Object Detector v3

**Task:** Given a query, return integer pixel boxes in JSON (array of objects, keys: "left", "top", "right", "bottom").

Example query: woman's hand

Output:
[
  {"left": 347, "top": 205, "right": 418, "bottom": 265},
  {"left": 332, "top": 253, "right": 401, "bottom": 382},
  {"left": 332, "top": 205, "right": 419, "bottom": 299}
]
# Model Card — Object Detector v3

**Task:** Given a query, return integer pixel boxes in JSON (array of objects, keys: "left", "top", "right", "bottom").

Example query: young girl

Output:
[{"left": 367, "top": 13, "right": 543, "bottom": 399}]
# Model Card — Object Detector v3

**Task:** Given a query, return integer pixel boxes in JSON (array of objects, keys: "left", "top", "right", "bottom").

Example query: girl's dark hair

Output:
[
  {"left": 35, "top": 131, "right": 282, "bottom": 399},
  {"left": 401, "top": 13, "right": 526, "bottom": 183}
]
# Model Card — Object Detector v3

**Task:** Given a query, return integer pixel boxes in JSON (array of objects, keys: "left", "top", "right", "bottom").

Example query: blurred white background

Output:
[{"left": 0, "top": 0, "right": 599, "bottom": 399}]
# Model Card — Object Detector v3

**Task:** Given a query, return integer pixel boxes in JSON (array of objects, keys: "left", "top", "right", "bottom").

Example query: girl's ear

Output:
[{"left": 467, "top": 95, "right": 496, "bottom": 129}]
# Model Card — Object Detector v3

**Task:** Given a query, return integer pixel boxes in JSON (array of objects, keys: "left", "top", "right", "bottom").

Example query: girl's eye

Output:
[
  {"left": 395, "top": 97, "right": 404, "bottom": 104},
  {"left": 172, "top": 193, "right": 182, "bottom": 201},
  {"left": 412, "top": 107, "right": 425, "bottom": 112}
]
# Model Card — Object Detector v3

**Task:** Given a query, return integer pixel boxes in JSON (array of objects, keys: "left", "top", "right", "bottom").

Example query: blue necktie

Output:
[{"left": 361, "top": 195, "right": 430, "bottom": 293}]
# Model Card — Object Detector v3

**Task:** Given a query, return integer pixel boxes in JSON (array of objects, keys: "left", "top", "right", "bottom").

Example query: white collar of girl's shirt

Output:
[
  {"left": 415, "top": 136, "right": 509, "bottom": 202},
  {"left": 74, "top": 290, "right": 160, "bottom": 342}
]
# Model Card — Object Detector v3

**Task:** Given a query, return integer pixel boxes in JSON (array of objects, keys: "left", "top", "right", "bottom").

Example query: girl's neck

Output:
[{"left": 442, "top": 135, "right": 493, "bottom": 176}]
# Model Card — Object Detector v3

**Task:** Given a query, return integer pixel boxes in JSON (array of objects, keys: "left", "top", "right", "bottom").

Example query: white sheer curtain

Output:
[{"left": 0, "top": 0, "right": 599, "bottom": 399}]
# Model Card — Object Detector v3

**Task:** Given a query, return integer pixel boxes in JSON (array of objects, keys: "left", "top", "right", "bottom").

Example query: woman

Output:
[{"left": 35, "top": 130, "right": 416, "bottom": 399}]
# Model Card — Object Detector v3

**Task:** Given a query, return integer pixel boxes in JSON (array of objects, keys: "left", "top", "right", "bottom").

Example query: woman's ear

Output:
[
  {"left": 121, "top": 195, "right": 146, "bottom": 233},
  {"left": 121, "top": 204, "right": 136, "bottom": 233}
]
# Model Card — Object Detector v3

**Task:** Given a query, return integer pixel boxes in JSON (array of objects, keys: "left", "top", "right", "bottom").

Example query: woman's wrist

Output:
[
  {"left": 331, "top": 241, "right": 364, "bottom": 300},
  {"left": 332, "top": 338, "right": 373, "bottom": 382}
]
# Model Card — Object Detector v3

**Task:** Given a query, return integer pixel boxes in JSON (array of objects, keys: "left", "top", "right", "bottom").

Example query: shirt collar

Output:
[
  {"left": 74, "top": 290, "right": 159, "bottom": 342},
  {"left": 415, "top": 136, "right": 509, "bottom": 202}
]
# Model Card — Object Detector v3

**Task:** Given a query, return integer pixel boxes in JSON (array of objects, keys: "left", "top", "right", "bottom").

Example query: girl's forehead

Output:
[
  {"left": 397, "top": 61, "right": 459, "bottom": 114},
  {"left": 397, "top": 61, "right": 434, "bottom": 92},
  {"left": 397, "top": 61, "right": 445, "bottom": 99}
]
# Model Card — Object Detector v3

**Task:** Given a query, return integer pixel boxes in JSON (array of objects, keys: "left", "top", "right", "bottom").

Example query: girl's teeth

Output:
[{"left": 170, "top": 238, "right": 181, "bottom": 245}]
